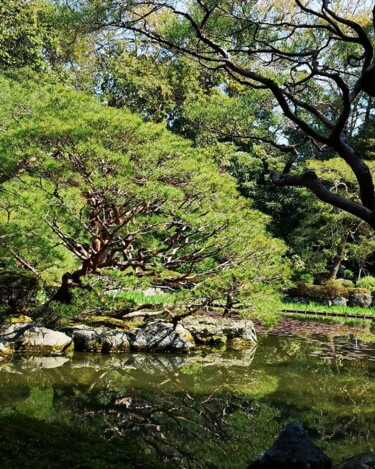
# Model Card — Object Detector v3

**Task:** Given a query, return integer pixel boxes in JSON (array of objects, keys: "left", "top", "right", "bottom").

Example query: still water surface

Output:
[{"left": 0, "top": 333, "right": 374, "bottom": 468}]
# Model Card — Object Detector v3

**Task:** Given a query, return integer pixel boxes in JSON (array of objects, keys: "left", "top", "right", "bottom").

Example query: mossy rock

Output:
[{"left": 7, "top": 315, "right": 33, "bottom": 324}]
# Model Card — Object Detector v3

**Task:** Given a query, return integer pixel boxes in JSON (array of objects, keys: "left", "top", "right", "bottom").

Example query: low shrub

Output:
[
  {"left": 0, "top": 269, "right": 40, "bottom": 313},
  {"left": 348, "top": 287, "right": 371, "bottom": 295},
  {"left": 356, "top": 276, "right": 375, "bottom": 293},
  {"left": 321, "top": 280, "right": 349, "bottom": 299},
  {"left": 289, "top": 281, "right": 370, "bottom": 303},
  {"left": 338, "top": 279, "right": 354, "bottom": 288}
]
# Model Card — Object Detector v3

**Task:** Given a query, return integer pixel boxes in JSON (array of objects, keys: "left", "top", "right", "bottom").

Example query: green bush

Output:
[
  {"left": 321, "top": 280, "right": 350, "bottom": 299},
  {"left": 291, "top": 269, "right": 314, "bottom": 285},
  {"left": 347, "top": 287, "right": 370, "bottom": 296},
  {"left": 0, "top": 269, "right": 40, "bottom": 313},
  {"left": 290, "top": 281, "right": 370, "bottom": 303},
  {"left": 356, "top": 276, "right": 375, "bottom": 293},
  {"left": 338, "top": 279, "right": 354, "bottom": 288}
]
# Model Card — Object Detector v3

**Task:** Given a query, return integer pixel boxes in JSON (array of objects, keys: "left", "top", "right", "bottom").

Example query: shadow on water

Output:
[{"left": 0, "top": 335, "right": 374, "bottom": 468}]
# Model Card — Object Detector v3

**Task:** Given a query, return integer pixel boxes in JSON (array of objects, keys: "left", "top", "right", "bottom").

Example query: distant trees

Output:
[
  {"left": 79, "top": 0, "right": 375, "bottom": 228},
  {"left": 0, "top": 0, "right": 55, "bottom": 71}
]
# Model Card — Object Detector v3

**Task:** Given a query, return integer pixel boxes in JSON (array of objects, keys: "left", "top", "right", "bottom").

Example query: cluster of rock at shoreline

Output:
[{"left": 0, "top": 315, "right": 257, "bottom": 359}]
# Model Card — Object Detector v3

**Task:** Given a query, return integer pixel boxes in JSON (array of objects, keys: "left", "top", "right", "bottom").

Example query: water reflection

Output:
[{"left": 0, "top": 335, "right": 374, "bottom": 468}]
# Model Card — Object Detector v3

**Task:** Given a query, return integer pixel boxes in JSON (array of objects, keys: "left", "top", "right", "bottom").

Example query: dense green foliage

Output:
[
  {"left": 0, "top": 3, "right": 374, "bottom": 469},
  {"left": 1, "top": 0, "right": 375, "bottom": 318},
  {"left": 288, "top": 281, "right": 370, "bottom": 302},
  {"left": 0, "top": 0, "right": 51, "bottom": 70},
  {"left": 0, "top": 269, "right": 40, "bottom": 313},
  {"left": 0, "top": 76, "right": 289, "bottom": 318}
]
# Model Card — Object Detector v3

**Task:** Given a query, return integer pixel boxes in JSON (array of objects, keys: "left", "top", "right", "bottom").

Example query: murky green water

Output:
[{"left": 0, "top": 334, "right": 374, "bottom": 468}]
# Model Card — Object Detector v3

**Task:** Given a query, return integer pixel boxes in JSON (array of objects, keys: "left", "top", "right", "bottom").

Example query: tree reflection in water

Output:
[
  {"left": 0, "top": 335, "right": 374, "bottom": 468},
  {"left": 100, "top": 345, "right": 279, "bottom": 468}
]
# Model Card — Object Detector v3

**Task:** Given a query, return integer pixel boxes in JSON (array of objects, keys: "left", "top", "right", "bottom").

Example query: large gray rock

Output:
[
  {"left": 348, "top": 293, "right": 372, "bottom": 308},
  {"left": 127, "top": 321, "right": 195, "bottom": 353},
  {"left": 335, "top": 453, "right": 375, "bottom": 469},
  {"left": 248, "top": 422, "right": 332, "bottom": 469},
  {"left": 181, "top": 315, "right": 257, "bottom": 346},
  {"left": 329, "top": 297, "right": 347, "bottom": 307},
  {"left": 0, "top": 323, "right": 73, "bottom": 354},
  {"left": 62, "top": 325, "right": 130, "bottom": 353}
]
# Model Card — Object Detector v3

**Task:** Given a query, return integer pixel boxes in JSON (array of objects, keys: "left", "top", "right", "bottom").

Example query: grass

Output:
[
  {"left": 113, "top": 290, "right": 177, "bottom": 305},
  {"left": 280, "top": 300, "right": 375, "bottom": 330},
  {"left": 282, "top": 300, "right": 375, "bottom": 316}
]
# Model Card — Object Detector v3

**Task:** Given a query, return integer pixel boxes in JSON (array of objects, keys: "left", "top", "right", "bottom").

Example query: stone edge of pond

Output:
[{"left": 0, "top": 316, "right": 257, "bottom": 358}]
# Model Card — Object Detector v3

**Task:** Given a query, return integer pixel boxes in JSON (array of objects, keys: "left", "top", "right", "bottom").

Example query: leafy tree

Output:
[
  {"left": 0, "top": 77, "right": 289, "bottom": 315},
  {"left": 0, "top": 0, "right": 57, "bottom": 71},
  {"left": 82, "top": 0, "right": 375, "bottom": 228}
]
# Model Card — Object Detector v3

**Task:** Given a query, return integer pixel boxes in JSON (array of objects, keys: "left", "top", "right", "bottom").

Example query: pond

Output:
[{"left": 0, "top": 332, "right": 374, "bottom": 468}]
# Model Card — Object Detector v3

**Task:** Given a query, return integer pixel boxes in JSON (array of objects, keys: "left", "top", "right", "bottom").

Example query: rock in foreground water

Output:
[
  {"left": 248, "top": 422, "right": 332, "bottom": 469},
  {"left": 335, "top": 453, "right": 375, "bottom": 469},
  {"left": 63, "top": 321, "right": 195, "bottom": 353}
]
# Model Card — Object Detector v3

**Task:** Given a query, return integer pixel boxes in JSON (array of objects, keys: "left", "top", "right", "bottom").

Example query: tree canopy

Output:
[
  {"left": 0, "top": 76, "right": 289, "bottom": 315},
  {"left": 75, "top": 0, "right": 375, "bottom": 227},
  {"left": 2, "top": 0, "right": 375, "bottom": 318}
]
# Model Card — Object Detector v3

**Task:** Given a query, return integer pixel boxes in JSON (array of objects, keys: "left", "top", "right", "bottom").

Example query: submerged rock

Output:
[
  {"left": 335, "top": 453, "right": 375, "bottom": 469},
  {"left": 248, "top": 422, "right": 332, "bottom": 469},
  {"left": 0, "top": 323, "right": 73, "bottom": 355},
  {"left": 181, "top": 315, "right": 257, "bottom": 346},
  {"left": 62, "top": 325, "right": 130, "bottom": 353},
  {"left": 127, "top": 321, "right": 195, "bottom": 353}
]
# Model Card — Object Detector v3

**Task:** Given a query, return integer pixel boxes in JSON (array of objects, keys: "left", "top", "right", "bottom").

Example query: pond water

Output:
[{"left": 0, "top": 333, "right": 374, "bottom": 468}]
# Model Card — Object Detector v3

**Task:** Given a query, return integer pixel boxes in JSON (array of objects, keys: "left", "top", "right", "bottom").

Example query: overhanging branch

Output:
[{"left": 271, "top": 170, "right": 375, "bottom": 227}]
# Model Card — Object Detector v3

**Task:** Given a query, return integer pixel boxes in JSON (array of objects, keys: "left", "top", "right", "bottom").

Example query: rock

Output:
[
  {"left": 334, "top": 453, "right": 375, "bottom": 469},
  {"left": 283, "top": 297, "right": 309, "bottom": 305},
  {"left": 329, "top": 297, "right": 347, "bottom": 307},
  {"left": 348, "top": 293, "right": 372, "bottom": 308},
  {"left": 142, "top": 287, "right": 166, "bottom": 297},
  {"left": 127, "top": 321, "right": 195, "bottom": 353},
  {"left": 62, "top": 325, "right": 130, "bottom": 353},
  {"left": 248, "top": 422, "right": 332, "bottom": 469},
  {"left": 62, "top": 322, "right": 194, "bottom": 354},
  {"left": 0, "top": 323, "right": 73, "bottom": 355},
  {"left": 174, "top": 323, "right": 195, "bottom": 345},
  {"left": 0, "top": 340, "right": 12, "bottom": 357},
  {"left": 181, "top": 316, "right": 257, "bottom": 346}
]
